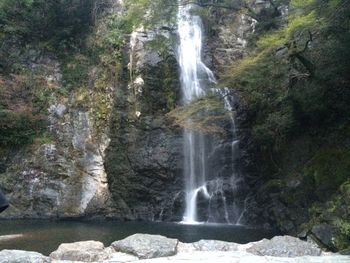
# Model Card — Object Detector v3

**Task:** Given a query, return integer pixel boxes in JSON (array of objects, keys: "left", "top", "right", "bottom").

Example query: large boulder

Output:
[
  {"left": 111, "top": 234, "right": 178, "bottom": 259},
  {"left": 247, "top": 236, "right": 322, "bottom": 257},
  {"left": 0, "top": 250, "right": 49, "bottom": 263},
  {"left": 50, "top": 240, "right": 112, "bottom": 262}
]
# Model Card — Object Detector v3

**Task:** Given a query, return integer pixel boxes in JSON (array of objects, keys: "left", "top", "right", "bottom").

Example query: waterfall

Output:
[
  {"left": 177, "top": 3, "right": 244, "bottom": 224},
  {"left": 177, "top": 2, "right": 212, "bottom": 224}
]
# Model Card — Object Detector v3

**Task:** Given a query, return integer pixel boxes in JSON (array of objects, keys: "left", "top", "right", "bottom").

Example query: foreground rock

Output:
[
  {"left": 136, "top": 252, "right": 350, "bottom": 263},
  {"left": 1, "top": 234, "right": 350, "bottom": 263},
  {"left": 247, "top": 236, "right": 322, "bottom": 257},
  {"left": 50, "top": 241, "right": 112, "bottom": 262},
  {"left": 0, "top": 250, "right": 49, "bottom": 263},
  {"left": 111, "top": 234, "right": 178, "bottom": 259},
  {"left": 177, "top": 239, "right": 238, "bottom": 252}
]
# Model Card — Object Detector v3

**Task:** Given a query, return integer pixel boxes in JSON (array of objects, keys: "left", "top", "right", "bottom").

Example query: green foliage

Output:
[
  {"left": 224, "top": 0, "right": 350, "bottom": 249},
  {"left": 89, "top": 14, "right": 126, "bottom": 69},
  {"left": 168, "top": 95, "right": 230, "bottom": 136},
  {"left": 32, "top": 89, "right": 55, "bottom": 111},
  {"left": 5, "top": 0, "right": 94, "bottom": 43},
  {"left": 147, "top": 35, "right": 173, "bottom": 59},
  {"left": 34, "top": 132, "right": 54, "bottom": 145},
  {"left": 304, "top": 147, "right": 350, "bottom": 195},
  {"left": 0, "top": 0, "right": 34, "bottom": 36},
  {"left": 333, "top": 218, "right": 350, "bottom": 250},
  {"left": 334, "top": 219, "right": 350, "bottom": 237},
  {"left": 224, "top": 0, "right": 350, "bottom": 152},
  {"left": 124, "top": 0, "right": 176, "bottom": 29},
  {"left": 252, "top": 106, "right": 295, "bottom": 150},
  {"left": 306, "top": 179, "right": 350, "bottom": 250},
  {"left": 61, "top": 55, "right": 90, "bottom": 91},
  {"left": 0, "top": 0, "right": 95, "bottom": 72},
  {"left": 224, "top": 50, "right": 293, "bottom": 149},
  {"left": 0, "top": 110, "right": 45, "bottom": 146}
]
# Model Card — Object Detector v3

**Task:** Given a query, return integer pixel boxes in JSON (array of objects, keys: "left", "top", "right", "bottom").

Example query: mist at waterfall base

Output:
[
  {"left": 177, "top": 4, "right": 246, "bottom": 224},
  {"left": 0, "top": 220, "right": 278, "bottom": 255}
]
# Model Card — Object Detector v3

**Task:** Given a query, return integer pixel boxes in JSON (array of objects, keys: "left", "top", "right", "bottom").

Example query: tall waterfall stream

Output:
[{"left": 177, "top": 3, "right": 245, "bottom": 224}]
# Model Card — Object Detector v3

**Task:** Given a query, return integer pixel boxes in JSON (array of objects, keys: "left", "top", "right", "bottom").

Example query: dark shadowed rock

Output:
[
  {"left": 247, "top": 236, "right": 322, "bottom": 257},
  {"left": 311, "top": 224, "right": 336, "bottom": 250},
  {"left": 298, "top": 229, "right": 309, "bottom": 239},
  {"left": 111, "top": 234, "right": 178, "bottom": 259}
]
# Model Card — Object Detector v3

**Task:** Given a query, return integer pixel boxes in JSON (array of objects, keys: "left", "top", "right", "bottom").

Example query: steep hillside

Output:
[{"left": 219, "top": 0, "right": 350, "bottom": 251}]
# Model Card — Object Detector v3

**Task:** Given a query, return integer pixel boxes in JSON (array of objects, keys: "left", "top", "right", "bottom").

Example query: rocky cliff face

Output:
[
  {"left": 102, "top": 1, "right": 266, "bottom": 222},
  {"left": 0, "top": 0, "right": 263, "bottom": 221},
  {"left": 0, "top": 0, "right": 320, "bottom": 239},
  {"left": 0, "top": 53, "right": 115, "bottom": 218},
  {"left": 0, "top": 1, "right": 184, "bottom": 220},
  {"left": 104, "top": 27, "right": 185, "bottom": 221}
]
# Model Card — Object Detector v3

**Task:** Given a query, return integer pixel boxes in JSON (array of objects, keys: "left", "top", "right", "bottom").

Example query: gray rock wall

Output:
[
  {"left": 0, "top": 56, "right": 115, "bottom": 218},
  {"left": 104, "top": 28, "right": 184, "bottom": 221}
]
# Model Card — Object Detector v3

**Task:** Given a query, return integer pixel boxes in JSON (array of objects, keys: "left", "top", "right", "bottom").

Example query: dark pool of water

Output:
[{"left": 0, "top": 220, "right": 277, "bottom": 255}]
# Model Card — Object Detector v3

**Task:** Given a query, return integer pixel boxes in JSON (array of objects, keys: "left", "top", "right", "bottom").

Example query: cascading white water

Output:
[
  {"left": 177, "top": 3, "right": 215, "bottom": 223},
  {"left": 177, "top": 2, "right": 226, "bottom": 224},
  {"left": 177, "top": 3, "right": 244, "bottom": 224}
]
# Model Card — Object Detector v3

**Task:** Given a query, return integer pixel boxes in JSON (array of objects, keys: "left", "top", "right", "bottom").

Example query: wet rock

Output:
[
  {"left": 0, "top": 250, "right": 49, "bottom": 263},
  {"left": 247, "top": 236, "right": 322, "bottom": 257},
  {"left": 50, "top": 241, "right": 112, "bottom": 262},
  {"left": 111, "top": 234, "right": 178, "bottom": 259}
]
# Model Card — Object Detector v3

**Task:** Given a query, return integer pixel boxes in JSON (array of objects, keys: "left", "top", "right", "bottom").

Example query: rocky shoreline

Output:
[{"left": 0, "top": 234, "right": 349, "bottom": 263}]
